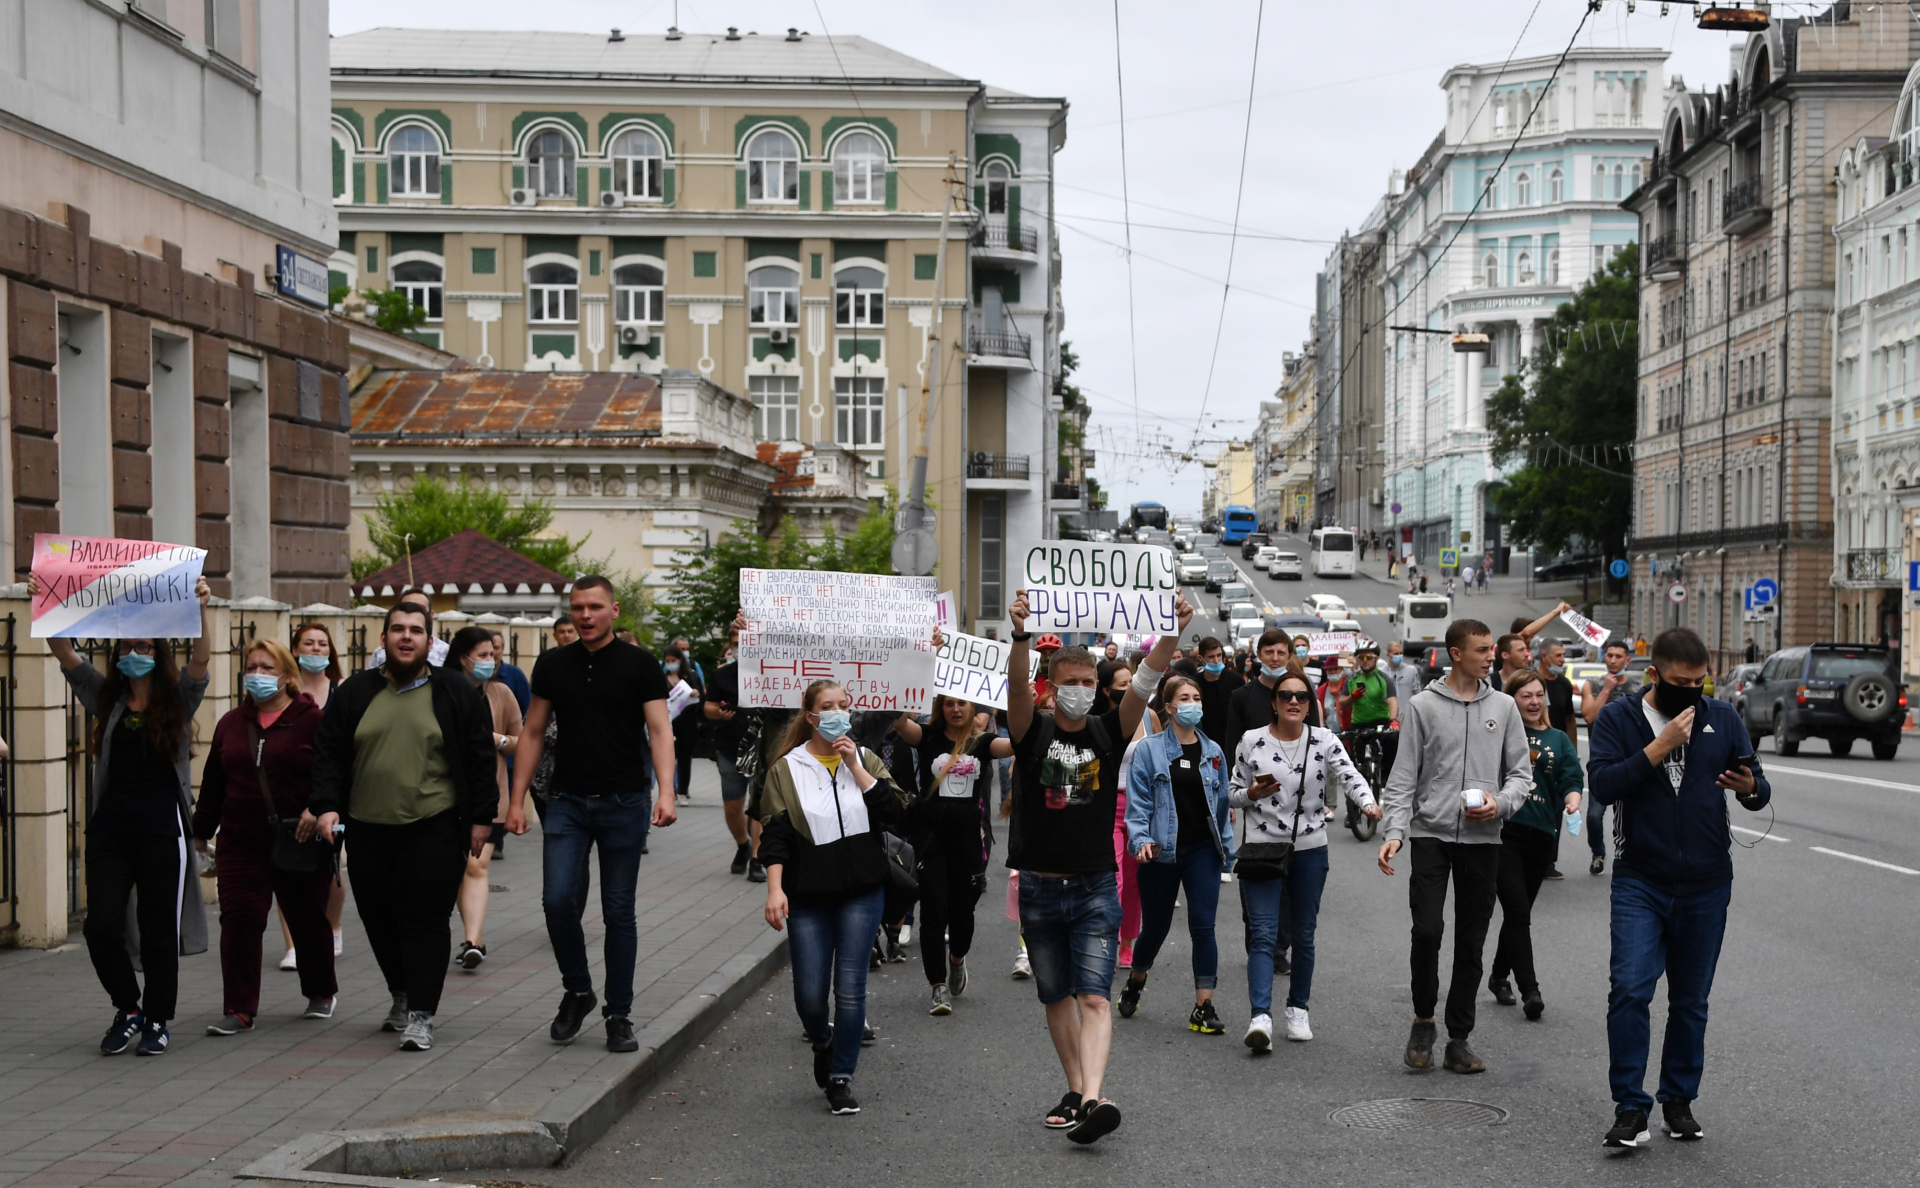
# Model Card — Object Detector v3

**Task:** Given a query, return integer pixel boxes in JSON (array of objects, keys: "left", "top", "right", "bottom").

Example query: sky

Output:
[{"left": 329, "top": 0, "right": 1759, "bottom": 520}]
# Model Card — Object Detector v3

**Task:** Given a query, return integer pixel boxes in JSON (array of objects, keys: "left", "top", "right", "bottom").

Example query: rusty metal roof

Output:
[{"left": 353, "top": 370, "right": 663, "bottom": 442}]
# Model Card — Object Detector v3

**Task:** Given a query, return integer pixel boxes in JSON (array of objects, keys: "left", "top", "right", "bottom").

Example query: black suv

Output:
[{"left": 1740, "top": 643, "right": 1906, "bottom": 759}]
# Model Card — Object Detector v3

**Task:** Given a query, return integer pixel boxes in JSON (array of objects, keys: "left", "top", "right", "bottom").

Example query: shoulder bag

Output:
[
  {"left": 1234, "top": 730, "right": 1311, "bottom": 882},
  {"left": 250, "top": 721, "right": 335, "bottom": 876}
]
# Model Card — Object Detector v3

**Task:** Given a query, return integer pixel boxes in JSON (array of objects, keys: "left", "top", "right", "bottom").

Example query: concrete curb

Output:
[{"left": 237, "top": 931, "right": 788, "bottom": 1188}]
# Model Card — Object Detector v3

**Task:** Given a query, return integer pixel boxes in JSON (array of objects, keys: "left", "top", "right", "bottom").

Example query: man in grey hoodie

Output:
[{"left": 1377, "top": 619, "right": 1533, "bottom": 1075}]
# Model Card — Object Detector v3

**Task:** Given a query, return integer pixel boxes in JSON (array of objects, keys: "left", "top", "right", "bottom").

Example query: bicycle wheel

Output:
[{"left": 1349, "top": 737, "right": 1381, "bottom": 842}]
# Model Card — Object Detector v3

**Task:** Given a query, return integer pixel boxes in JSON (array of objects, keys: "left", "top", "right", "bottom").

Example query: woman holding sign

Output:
[
  {"left": 758, "top": 679, "right": 910, "bottom": 1115},
  {"left": 37, "top": 574, "right": 215, "bottom": 1058}
]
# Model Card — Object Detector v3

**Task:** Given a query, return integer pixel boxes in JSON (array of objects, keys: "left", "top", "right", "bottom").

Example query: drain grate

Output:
[{"left": 1330, "top": 1098, "right": 1510, "bottom": 1131}]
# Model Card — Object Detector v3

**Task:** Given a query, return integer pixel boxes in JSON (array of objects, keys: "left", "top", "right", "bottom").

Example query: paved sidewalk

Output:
[{"left": 0, "top": 765, "right": 770, "bottom": 1188}]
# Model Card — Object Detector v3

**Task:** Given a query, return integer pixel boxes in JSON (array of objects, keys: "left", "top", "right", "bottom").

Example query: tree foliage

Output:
[
  {"left": 359, "top": 476, "right": 590, "bottom": 576},
  {"left": 1485, "top": 249, "right": 1640, "bottom": 558},
  {"left": 361, "top": 288, "right": 428, "bottom": 335}
]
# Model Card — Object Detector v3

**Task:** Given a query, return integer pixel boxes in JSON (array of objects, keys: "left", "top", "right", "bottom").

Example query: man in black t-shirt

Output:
[
  {"left": 1194, "top": 635, "right": 1243, "bottom": 747},
  {"left": 703, "top": 626, "right": 758, "bottom": 878},
  {"left": 507, "top": 576, "right": 676, "bottom": 1054},
  {"left": 1007, "top": 583, "right": 1192, "bottom": 1145}
]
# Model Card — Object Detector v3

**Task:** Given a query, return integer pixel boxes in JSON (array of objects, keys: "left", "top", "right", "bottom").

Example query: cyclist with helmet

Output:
[{"left": 1335, "top": 640, "right": 1398, "bottom": 790}]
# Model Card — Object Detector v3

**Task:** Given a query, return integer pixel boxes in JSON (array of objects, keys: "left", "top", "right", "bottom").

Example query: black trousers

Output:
[
  {"left": 914, "top": 822, "right": 986, "bottom": 986},
  {"left": 346, "top": 810, "right": 468, "bottom": 1015},
  {"left": 1490, "top": 824, "right": 1558, "bottom": 995},
  {"left": 1408, "top": 837, "right": 1501, "bottom": 1039},
  {"left": 84, "top": 829, "right": 188, "bottom": 1023}
]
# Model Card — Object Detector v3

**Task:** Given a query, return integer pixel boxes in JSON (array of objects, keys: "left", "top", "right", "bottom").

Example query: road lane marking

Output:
[
  {"left": 1762, "top": 763, "right": 1920, "bottom": 794},
  {"left": 1730, "top": 825, "right": 1789, "bottom": 843},
  {"left": 1808, "top": 846, "right": 1920, "bottom": 876}
]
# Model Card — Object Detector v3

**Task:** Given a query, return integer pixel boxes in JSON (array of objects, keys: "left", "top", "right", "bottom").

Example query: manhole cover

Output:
[{"left": 1330, "top": 1098, "right": 1509, "bottom": 1131}]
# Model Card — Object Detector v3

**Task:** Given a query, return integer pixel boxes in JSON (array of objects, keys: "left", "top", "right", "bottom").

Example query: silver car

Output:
[
  {"left": 1177, "top": 553, "right": 1209, "bottom": 584},
  {"left": 1267, "top": 551, "right": 1303, "bottom": 580}
]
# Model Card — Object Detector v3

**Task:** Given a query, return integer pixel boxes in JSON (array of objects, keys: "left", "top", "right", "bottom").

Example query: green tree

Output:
[
  {"left": 361, "top": 288, "right": 427, "bottom": 335},
  {"left": 1485, "top": 249, "right": 1639, "bottom": 561},
  {"left": 363, "top": 476, "right": 588, "bottom": 574}
]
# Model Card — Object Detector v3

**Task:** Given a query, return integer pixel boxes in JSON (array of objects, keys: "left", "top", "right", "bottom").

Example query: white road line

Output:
[
  {"left": 1808, "top": 846, "right": 1920, "bottom": 876},
  {"left": 1730, "top": 824, "right": 1789, "bottom": 843},
  {"left": 1762, "top": 763, "right": 1920, "bottom": 794}
]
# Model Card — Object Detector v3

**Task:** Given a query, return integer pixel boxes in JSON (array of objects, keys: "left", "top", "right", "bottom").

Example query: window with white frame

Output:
[
  {"left": 389, "top": 126, "right": 441, "bottom": 197},
  {"left": 747, "top": 130, "right": 800, "bottom": 202},
  {"left": 1481, "top": 174, "right": 1497, "bottom": 210},
  {"left": 1548, "top": 167, "right": 1563, "bottom": 203},
  {"left": 613, "top": 261, "right": 664, "bottom": 325},
  {"left": 1515, "top": 171, "right": 1532, "bottom": 207},
  {"left": 834, "top": 265, "right": 885, "bottom": 328},
  {"left": 1631, "top": 161, "right": 1643, "bottom": 193},
  {"left": 985, "top": 160, "right": 1011, "bottom": 215},
  {"left": 749, "top": 374, "right": 801, "bottom": 441},
  {"left": 748, "top": 264, "right": 800, "bottom": 326},
  {"left": 833, "top": 132, "right": 885, "bottom": 204},
  {"left": 1593, "top": 161, "right": 1606, "bottom": 200},
  {"left": 527, "top": 129, "right": 576, "bottom": 199},
  {"left": 1516, "top": 251, "right": 1535, "bottom": 285},
  {"left": 1614, "top": 164, "right": 1626, "bottom": 200},
  {"left": 527, "top": 261, "right": 579, "bottom": 323},
  {"left": 611, "top": 127, "right": 664, "bottom": 200},
  {"left": 392, "top": 259, "right": 444, "bottom": 321},
  {"left": 1482, "top": 252, "right": 1499, "bottom": 288},
  {"left": 834, "top": 375, "right": 885, "bottom": 446},
  {"left": 1546, "top": 247, "right": 1560, "bottom": 285}
]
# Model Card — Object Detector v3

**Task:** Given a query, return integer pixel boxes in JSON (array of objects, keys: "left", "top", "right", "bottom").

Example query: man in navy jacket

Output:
[{"left": 1587, "top": 627, "right": 1770, "bottom": 1149}]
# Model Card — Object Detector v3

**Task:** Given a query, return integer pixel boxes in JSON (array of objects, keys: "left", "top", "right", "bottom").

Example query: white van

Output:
[
  {"left": 1388, "top": 592, "right": 1453, "bottom": 652},
  {"left": 1310, "top": 527, "right": 1357, "bottom": 578}
]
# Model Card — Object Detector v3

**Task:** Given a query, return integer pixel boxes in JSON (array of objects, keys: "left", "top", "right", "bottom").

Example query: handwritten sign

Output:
[
  {"left": 738, "top": 569, "right": 937, "bottom": 711},
  {"left": 30, "top": 534, "right": 206, "bottom": 639},
  {"left": 933, "top": 630, "right": 1042, "bottom": 710},
  {"left": 934, "top": 590, "right": 956, "bottom": 631},
  {"left": 1016, "top": 541, "right": 1178, "bottom": 634},
  {"left": 1304, "top": 631, "right": 1359, "bottom": 657},
  {"left": 1559, "top": 606, "right": 1612, "bottom": 649}
]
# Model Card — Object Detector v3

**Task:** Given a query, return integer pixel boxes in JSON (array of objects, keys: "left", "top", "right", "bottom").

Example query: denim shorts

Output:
[{"left": 1017, "top": 870, "right": 1122, "bottom": 1004}]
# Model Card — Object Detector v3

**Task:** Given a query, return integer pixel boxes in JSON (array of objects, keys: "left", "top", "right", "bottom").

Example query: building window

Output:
[
  {"left": 1515, "top": 171, "right": 1532, "bottom": 207},
  {"left": 747, "top": 130, "right": 800, "bottom": 202},
  {"left": 749, "top": 374, "right": 801, "bottom": 441},
  {"left": 1516, "top": 251, "right": 1534, "bottom": 285},
  {"left": 527, "top": 261, "right": 579, "bottom": 323},
  {"left": 1548, "top": 168, "right": 1563, "bottom": 203},
  {"left": 527, "top": 129, "right": 576, "bottom": 199},
  {"left": 834, "top": 266, "right": 886, "bottom": 328},
  {"left": 1631, "top": 161, "right": 1643, "bottom": 193},
  {"left": 1593, "top": 244, "right": 1609, "bottom": 277},
  {"left": 1481, "top": 174, "right": 1497, "bottom": 210},
  {"left": 984, "top": 160, "right": 1011, "bottom": 215},
  {"left": 611, "top": 127, "right": 664, "bottom": 200},
  {"left": 1546, "top": 247, "right": 1560, "bottom": 285},
  {"left": 613, "top": 262, "right": 664, "bottom": 325},
  {"left": 471, "top": 247, "right": 496, "bottom": 274},
  {"left": 1593, "top": 161, "right": 1606, "bottom": 201},
  {"left": 1482, "top": 252, "right": 1499, "bottom": 288},
  {"left": 392, "top": 259, "right": 444, "bottom": 321},
  {"left": 748, "top": 264, "right": 801, "bottom": 326},
  {"left": 388, "top": 126, "right": 441, "bottom": 197},
  {"left": 833, "top": 131, "right": 885, "bottom": 204},
  {"left": 834, "top": 375, "right": 885, "bottom": 446},
  {"left": 980, "top": 495, "right": 1004, "bottom": 620}
]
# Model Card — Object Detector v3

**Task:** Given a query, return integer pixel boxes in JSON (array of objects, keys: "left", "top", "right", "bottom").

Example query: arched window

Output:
[
  {"left": 1548, "top": 168, "right": 1563, "bottom": 204},
  {"left": 392, "top": 258, "right": 443, "bottom": 320},
  {"left": 1593, "top": 161, "right": 1607, "bottom": 200},
  {"left": 1482, "top": 173, "right": 1498, "bottom": 210},
  {"left": 527, "top": 129, "right": 575, "bottom": 199},
  {"left": 1613, "top": 163, "right": 1626, "bottom": 199},
  {"left": 1630, "top": 161, "right": 1644, "bottom": 192},
  {"left": 527, "top": 261, "right": 579, "bottom": 323},
  {"left": 1483, "top": 252, "right": 1500, "bottom": 288},
  {"left": 611, "top": 128, "right": 663, "bottom": 200},
  {"left": 747, "top": 130, "right": 800, "bottom": 202},
  {"left": 332, "top": 127, "right": 355, "bottom": 204},
  {"left": 1546, "top": 247, "right": 1561, "bottom": 285},
  {"left": 985, "top": 160, "right": 1011, "bottom": 215},
  {"left": 1515, "top": 171, "right": 1532, "bottom": 207},
  {"left": 1517, "top": 251, "right": 1535, "bottom": 285},
  {"left": 613, "top": 261, "right": 664, "bottom": 325},
  {"left": 389, "top": 126, "right": 440, "bottom": 198},
  {"left": 748, "top": 263, "right": 800, "bottom": 326},
  {"left": 834, "top": 265, "right": 886, "bottom": 328},
  {"left": 833, "top": 132, "right": 885, "bottom": 204}
]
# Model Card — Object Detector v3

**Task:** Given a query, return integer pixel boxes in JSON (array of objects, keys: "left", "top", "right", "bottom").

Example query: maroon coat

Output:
[{"left": 191, "top": 691, "right": 323, "bottom": 847}]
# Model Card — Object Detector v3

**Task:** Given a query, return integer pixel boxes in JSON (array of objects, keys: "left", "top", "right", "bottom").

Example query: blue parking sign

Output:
[
  {"left": 1910, "top": 562, "right": 1920, "bottom": 593},
  {"left": 1609, "top": 558, "right": 1629, "bottom": 579}
]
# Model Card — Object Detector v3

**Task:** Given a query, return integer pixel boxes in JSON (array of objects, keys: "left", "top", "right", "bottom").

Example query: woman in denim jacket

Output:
[{"left": 1119, "top": 676, "right": 1234, "bottom": 1034}]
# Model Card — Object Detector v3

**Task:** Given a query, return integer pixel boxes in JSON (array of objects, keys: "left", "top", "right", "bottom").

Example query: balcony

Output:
[
  {"left": 967, "top": 325, "right": 1033, "bottom": 367},
  {"left": 971, "top": 221, "right": 1039, "bottom": 255},
  {"left": 1844, "top": 547, "right": 1901, "bottom": 587},
  {"left": 1642, "top": 232, "right": 1684, "bottom": 280},
  {"left": 1722, "top": 177, "right": 1771, "bottom": 236},
  {"left": 1051, "top": 480, "right": 1084, "bottom": 501},
  {"left": 965, "top": 452, "right": 1031, "bottom": 490}
]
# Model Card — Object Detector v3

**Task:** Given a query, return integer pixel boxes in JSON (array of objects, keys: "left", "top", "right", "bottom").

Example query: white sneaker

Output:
[
  {"left": 897, "top": 924, "right": 911, "bottom": 947},
  {"left": 1012, "top": 950, "right": 1032, "bottom": 979},
  {"left": 1284, "top": 1006, "right": 1313, "bottom": 1042},
  {"left": 399, "top": 1011, "right": 434, "bottom": 1051},
  {"left": 1244, "top": 1014, "right": 1274, "bottom": 1052},
  {"left": 332, "top": 930, "right": 343, "bottom": 957},
  {"left": 278, "top": 949, "right": 297, "bottom": 972}
]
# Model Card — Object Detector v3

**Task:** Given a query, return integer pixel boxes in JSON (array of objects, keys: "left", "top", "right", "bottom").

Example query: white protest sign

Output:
[
  {"left": 933, "top": 630, "right": 1042, "bottom": 710},
  {"left": 738, "top": 569, "right": 937, "bottom": 711},
  {"left": 1558, "top": 607, "right": 1612, "bottom": 649},
  {"left": 30, "top": 534, "right": 207, "bottom": 638},
  {"left": 1015, "top": 541, "right": 1178, "bottom": 634},
  {"left": 934, "top": 590, "right": 956, "bottom": 631},
  {"left": 1304, "top": 631, "right": 1359, "bottom": 657}
]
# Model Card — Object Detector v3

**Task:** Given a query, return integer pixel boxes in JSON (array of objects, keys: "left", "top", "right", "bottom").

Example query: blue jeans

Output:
[
  {"left": 1018, "top": 871, "right": 1122, "bottom": 1005},
  {"left": 789, "top": 887, "right": 886, "bottom": 1082},
  {"left": 542, "top": 789, "right": 652, "bottom": 1017},
  {"left": 1607, "top": 877, "right": 1731, "bottom": 1113},
  {"left": 1244, "top": 846, "right": 1329, "bottom": 1015},
  {"left": 1132, "top": 845, "right": 1224, "bottom": 989}
]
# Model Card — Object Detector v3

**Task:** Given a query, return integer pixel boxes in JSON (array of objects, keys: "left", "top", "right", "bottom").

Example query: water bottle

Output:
[{"left": 1564, "top": 808, "right": 1583, "bottom": 836}]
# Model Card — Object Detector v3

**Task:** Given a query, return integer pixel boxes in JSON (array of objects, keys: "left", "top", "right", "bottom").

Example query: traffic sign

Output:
[
  {"left": 1609, "top": 558, "right": 1629, "bottom": 580},
  {"left": 891, "top": 528, "right": 938, "bottom": 576},
  {"left": 1390, "top": 502, "right": 1403, "bottom": 515},
  {"left": 1909, "top": 561, "right": 1920, "bottom": 592},
  {"left": 1667, "top": 582, "right": 1688, "bottom": 604},
  {"left": 1751, "top": 577, "right": 1778, "bottom": 605},
  {"left": 1439, "top": 548, "right": 1459, "bottom": 569}
]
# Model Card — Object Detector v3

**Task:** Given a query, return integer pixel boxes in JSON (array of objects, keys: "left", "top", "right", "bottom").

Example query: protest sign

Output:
[
  {"left": 934, "top": 590, "right": 956, "bottom": 631},
  {"left": 30, "top": 534, "right": 207, "bottom": 639},
  {"left": 1015, "top": 541, "right": 1178, "bottom": 634},
  {"left": 1304, "top": 631, "right": 1359, "bottom": 657},
  {"left": 933, "top": 630, "right": 1042, "bottom": 710},
  {"left": 1558, "top": 606, "right": 1612, "bottom": 649},
  {"left": 738, "top": 568, "right": 937, "bottom": 711}
]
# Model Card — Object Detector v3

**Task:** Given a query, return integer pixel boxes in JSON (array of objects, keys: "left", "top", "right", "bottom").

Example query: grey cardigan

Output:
[{"left": 65, "top": 659, "right": 211, "bottom": 956}]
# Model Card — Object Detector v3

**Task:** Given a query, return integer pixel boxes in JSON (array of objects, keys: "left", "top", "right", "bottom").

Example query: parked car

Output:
[
  {"left": 1532, "top": 553, "right": 1603, "bottom": 582},
  {"left": 1217, "top": 582, "right": 1255, "bottom": 617},
  {"left": 1742, "top": 643, "right": 1906, "bottom": 759},
  {"left": 1721, "top": 662, "right": 1763, "bottom": 721},
  {"left": 1177, "top": 553, "right": 1210, "bottom": 584},
  {"left": 1240, "top": 531, "right": 1273, "bottom": 560},
  {"left": 1204, "top": 559, "right": 1237, "bottom": 593},
  {"left": 1307, "top": 593, "right": 1350, "bottom": 619},
  {"left": 1267, "top": 551, "right": 1303, "bottom": 580}
]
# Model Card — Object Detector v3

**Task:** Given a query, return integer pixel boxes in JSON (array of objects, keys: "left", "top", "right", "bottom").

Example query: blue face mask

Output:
[
  {"left": 664, "top": 661, "right": 681, "bottom": 673},
  {"left": 297, "top": 654, "right": 330, "bottom": 674},
  {"left": 471, "top": 660, "right": 497, "bottom": 681},
  {"left": 814, "top": 709, "right": 853, "bottom": 741},
  {"left": 1173, "top": 703, "right": 1205, "bottom": 729},
  {"left": 1389, "top": 654, "right": 1404, "bottom": 667},
  {"left": 1261, "top": 664, "right": 1289, "bottom": 680},
  {"left": 116, "top": 653, "right": 156, "bottom": 680},
  {"left": 1203, "top": 661, "right": 1225, "bottom": 675},
  {"left": 243, "top": 674, "right": 282, "bottom": 702}
]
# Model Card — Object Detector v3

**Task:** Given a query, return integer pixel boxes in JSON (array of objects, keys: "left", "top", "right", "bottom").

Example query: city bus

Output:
[
  {"left": 1219, "top": 504, "right": 1259, "bottom": 545},
  {"left": 1310, "top": 526, "right": 1358, "bottom": 577},
  {"left": 1128, "top": 501, "right": 1170, "bottom": 534}
]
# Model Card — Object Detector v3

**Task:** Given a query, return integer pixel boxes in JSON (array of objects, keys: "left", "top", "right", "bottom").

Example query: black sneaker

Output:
[
  {"left": 606, "top": 1016, "right": 638, "bottom": 1053},
  {"left": 826, "top": 1078, "right": 860, "bottom": 1115},
  {"left": 1590, "top": 854, "right": 1606, "bottom": 876},
  {"left": 1489, "top": 977, "right": 1517, "bottom": 1006},
  {"left": 730, "top": 842, "right": 751, "bottom": 876},
  {"left": 861, "top": 1020, "right": 877, "bottom": 1046},
  {"left": 1522, "top": 990, "right": 1545, "bottom": 1021},
  {"left": 549, "top": 989, "right": 597, "bottom": 1043},
  {"left": 135, "top": 1020, "right": 170, "bottom": 1056},
  {"left": 1274, "top": 952, "right": 1292, "bottom": 976},
  {"left": 1403, "top": 1020, "right": 1437, "bottom": 1069},
  {"left": 1543, "top": 865, "right": 1564, "bottom": 881},
  {"left": 1443, "top": 1037, "right": 1485, "bottom": 1074},
  {"left": 747, "top": 860, "right": 767, "bottom": 883},
  {"left": 1117, "top": 973, "right": 1145, "bottom": 1019},
  {"left": 1605, "top": 1108, "right": 1651, "bottom": 1148},
  {"left": 459, "top": 942, "right": 486, "bottom": 972},
  {"left": 101, "top": 1010, "right": 142, "bottom": 1055},
  {"left": 1188, "top": 1000, "right": 1225, "bottom": 1035},
  {"left": 1662, "top": 1099, "right": 1704, "bottom": 1141},
  {"left": 884, "top": 937, "right": 906, "bottom": 964}
]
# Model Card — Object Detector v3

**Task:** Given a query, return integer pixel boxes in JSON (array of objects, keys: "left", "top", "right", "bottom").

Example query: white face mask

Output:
[{"left": 1054, "top": 685, "right": 1099, "bottom": 721}]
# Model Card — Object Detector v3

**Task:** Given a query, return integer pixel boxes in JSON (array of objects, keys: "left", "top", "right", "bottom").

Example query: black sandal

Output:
[
  {"left": 1068, "top": 1098, "right": 1123, "bottom": 1145},
  {"left": 1044, "top": 1091, "right": 1083, "bottom": 1129}
]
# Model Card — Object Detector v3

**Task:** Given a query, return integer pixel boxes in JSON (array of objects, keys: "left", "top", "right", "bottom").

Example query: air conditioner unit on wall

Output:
[
  {"left": 599, "top": 190, "right": 624, "bottom": 208},
  {"left": 768, "top": 327, "right": 790, "bottom": 344},
  {"left": 618, "top": 323, "right": 650, "bottom": 346},
  {"left": 509, "top": 188, "right": 536, "bottom": 207}
]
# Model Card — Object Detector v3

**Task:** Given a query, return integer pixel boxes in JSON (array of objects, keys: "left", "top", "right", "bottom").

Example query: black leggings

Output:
[
  {"left": 84, "top": 828, "right": 188, "bottom": 1023},
  {"left": 914, "top": 823, "right": 986, "bottom": 986},
  {"left": 346, "top": 811, "right": 469, "bottom": 1015},
  {"left": 1489, "top": 824, "right": 1557, "bottom": 995}
]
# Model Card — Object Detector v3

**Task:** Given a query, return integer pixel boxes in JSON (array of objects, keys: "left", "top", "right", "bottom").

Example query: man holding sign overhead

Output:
[{"left": 1005, "top": 570, "right": 1193, "bottom": 1146}]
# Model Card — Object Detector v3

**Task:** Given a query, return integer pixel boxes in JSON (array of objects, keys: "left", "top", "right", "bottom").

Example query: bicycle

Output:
[{"left": 1340, "top": 721, "right": 1397, "bottom": 842}]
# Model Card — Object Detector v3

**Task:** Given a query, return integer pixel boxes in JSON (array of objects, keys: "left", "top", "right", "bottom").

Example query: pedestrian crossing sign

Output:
[{"left": 1439, "top": 548, "right": 1459, "bottom": 569}]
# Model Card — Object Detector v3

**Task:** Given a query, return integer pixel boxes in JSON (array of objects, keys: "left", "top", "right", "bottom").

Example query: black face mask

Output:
[{"left": 1651, "top": 677, "right": 1703, "bottom": 719}]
